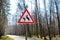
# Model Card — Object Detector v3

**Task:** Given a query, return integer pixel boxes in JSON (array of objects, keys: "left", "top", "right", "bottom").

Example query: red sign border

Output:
[{"left": 18, "top": 9, "right": 35, "bottom": 24}]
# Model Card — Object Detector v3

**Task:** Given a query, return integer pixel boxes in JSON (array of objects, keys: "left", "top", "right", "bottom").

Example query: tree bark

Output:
[{"left": 0, "top": 0, "right": 7, "bottom": 37}]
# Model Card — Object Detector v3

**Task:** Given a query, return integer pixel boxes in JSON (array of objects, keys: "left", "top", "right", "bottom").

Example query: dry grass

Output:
[{"left": 0, "top": 36, "right": 14, "bottom": 40}]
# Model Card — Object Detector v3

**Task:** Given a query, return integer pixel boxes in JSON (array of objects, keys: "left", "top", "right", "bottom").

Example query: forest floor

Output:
[
  {"left": 7, "top": 35, "right": 43, "bottom": 40},
  {"left": 7, "top": 35, "right": 60, "bottom": 40}
]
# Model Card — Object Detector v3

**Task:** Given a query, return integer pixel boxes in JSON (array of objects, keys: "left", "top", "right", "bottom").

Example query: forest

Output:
[{"left": 0, "top": 0, "right": 60, "bottom": 40}]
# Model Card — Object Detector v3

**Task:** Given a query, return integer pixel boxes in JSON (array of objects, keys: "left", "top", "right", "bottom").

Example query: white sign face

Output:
[{"left": 20, "top": 12, "right": 32, "bottom": 22}]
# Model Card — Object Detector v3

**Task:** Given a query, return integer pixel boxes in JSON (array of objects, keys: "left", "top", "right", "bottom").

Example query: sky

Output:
[
  {"left": 9, "top": 0, "right": 45, "bottom": 15},
  {"left": 9, "top": 0, "right": 18, "bottom": 15}
]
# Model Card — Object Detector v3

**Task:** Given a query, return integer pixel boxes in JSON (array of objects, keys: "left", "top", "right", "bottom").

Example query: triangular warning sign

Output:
[{"left": 18, "top": 9, "right": 35, "bottom": 24}]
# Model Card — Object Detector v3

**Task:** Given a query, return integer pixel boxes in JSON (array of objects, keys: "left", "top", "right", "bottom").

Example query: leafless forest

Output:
[{"left": 0, "top": 0, "right": 60, "bottom": 40}]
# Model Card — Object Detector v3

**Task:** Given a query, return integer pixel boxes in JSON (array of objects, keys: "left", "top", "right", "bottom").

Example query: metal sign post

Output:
[{"left": 25, "top": 25, "right": 28, "bottom": 40}]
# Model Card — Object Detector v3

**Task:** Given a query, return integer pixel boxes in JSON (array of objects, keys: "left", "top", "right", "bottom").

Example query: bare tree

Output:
[
  {"left": 55, "top": 0, "right": 60, "bottom": 36},
  {"left": 43, "top": 0, "right": 47, "bottom": 40},
  {"left": 0, "top": 0, "right": 7, "bottom": 37},
  {"left": 34, "top": 0, "right": 39, "bottom": 38}
]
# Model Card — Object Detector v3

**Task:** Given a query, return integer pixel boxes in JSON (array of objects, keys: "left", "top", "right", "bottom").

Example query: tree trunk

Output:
[
  {"left": 0, "top": 0, "right": 7, "bottom": 37},
  {"left": 55, "top": 0, "right": 60, "bottom": 36}
]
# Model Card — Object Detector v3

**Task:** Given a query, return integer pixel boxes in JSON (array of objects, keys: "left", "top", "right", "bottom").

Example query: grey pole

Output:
[
  {"left": 25, "top": 25, "right": 28, "bottom": 40},
  {"left": 23, "top": 0, "right": 27, "bottom": 40}
]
